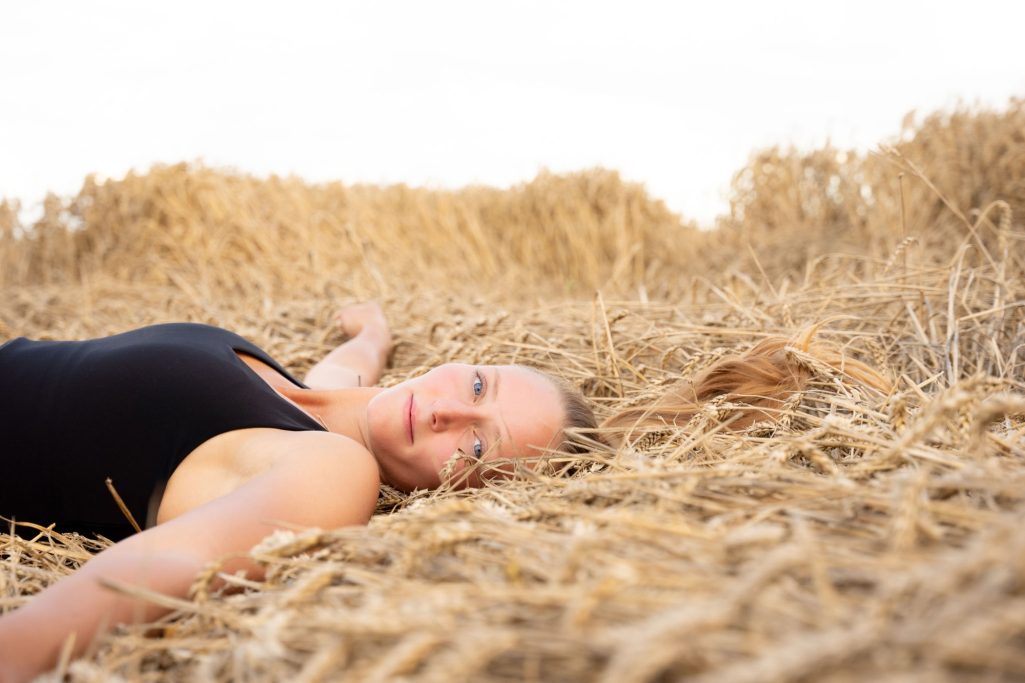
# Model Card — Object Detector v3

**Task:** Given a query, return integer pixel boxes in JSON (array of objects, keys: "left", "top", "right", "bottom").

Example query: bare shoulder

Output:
[
  {"left": 160, "top": 429, "right": 380, "bottom": 528},
  {"left": 269, "top": 430, "right": 380, "bottom": 483},
  {"left": 130, "top": 431, "right": 382, "bottom": 592},
  {"left": 259, "top": 431, "right": 382, "bottom": 528}
]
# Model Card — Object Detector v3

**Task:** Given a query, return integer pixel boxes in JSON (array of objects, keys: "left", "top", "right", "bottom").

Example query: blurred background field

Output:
[{"left": 2, "top": 100, "right": 1025, "bottom": 681}]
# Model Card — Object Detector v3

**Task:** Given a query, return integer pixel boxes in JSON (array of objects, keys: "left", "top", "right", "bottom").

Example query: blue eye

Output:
[
  {"left": 473, "top": 436, "right": 483, "bottom": 458},
  {"left": 473, "top": 371, "right": 484, "bottom": 398}
]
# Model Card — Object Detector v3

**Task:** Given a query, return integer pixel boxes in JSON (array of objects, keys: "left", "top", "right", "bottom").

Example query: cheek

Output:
[{"left": 420, "top": 433, "right": 459, "bottom": 472}]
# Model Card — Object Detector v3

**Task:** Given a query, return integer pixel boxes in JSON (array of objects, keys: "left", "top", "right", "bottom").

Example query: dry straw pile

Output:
[{"left": 3, "top": 99, "right": 1025, "bottom": 681}]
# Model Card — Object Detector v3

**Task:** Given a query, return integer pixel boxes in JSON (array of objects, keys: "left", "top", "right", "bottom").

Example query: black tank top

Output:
[{"left": 0, "top": 323, "right": 325, "bottom": 540}]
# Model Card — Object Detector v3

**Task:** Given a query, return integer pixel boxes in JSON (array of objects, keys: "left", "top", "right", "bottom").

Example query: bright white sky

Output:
[{"left": 1, "top": 1, "right": 1023, "bottom": 226}]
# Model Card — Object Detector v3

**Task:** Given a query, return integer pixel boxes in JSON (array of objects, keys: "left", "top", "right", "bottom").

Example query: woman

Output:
[
  {"left": 0, "top": 310, "right": 885, "bottom": 681},
  {"left": 0, "top": 302, "right": 596, "bottom": 681}
]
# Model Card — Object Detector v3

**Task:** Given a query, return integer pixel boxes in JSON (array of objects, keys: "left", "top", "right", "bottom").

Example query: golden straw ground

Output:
[{"left": 2, "top": 99, "right": 1025, "bottom": 681}]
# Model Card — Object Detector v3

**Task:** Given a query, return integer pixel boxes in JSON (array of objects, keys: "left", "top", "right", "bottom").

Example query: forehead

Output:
[{"left": 486, "top": 364, "right": 565, "bottom": 459}]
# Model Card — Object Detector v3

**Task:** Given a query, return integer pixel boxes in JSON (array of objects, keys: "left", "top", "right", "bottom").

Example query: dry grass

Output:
[{"left": 3, "top": 98, "right": 1025, "bottom": 682}]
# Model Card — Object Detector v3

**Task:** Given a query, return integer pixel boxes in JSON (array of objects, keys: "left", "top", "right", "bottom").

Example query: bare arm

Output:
[
  {"left": 304, "top": 302, "right": 393, "bottom": 389},
  {"left": 0, "top": 435, "right": 380, "bottom": 682}
]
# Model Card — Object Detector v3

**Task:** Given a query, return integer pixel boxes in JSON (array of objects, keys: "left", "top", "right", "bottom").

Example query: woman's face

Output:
[{"left": 365, "top": 363, "right": 566, "bottom": 491}]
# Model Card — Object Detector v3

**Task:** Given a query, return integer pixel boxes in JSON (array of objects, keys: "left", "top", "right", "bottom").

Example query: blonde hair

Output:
[
  {"left": 523, "top": 366, "right": 598, "bottom": 454},
  {"left": 601, "top": 327, "right": 891, "bottom": 439}
]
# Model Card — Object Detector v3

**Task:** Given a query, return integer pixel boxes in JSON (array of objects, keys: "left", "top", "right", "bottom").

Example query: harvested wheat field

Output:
[{"left": 3, "top": 99, "right": 1025, "bottom": 682}]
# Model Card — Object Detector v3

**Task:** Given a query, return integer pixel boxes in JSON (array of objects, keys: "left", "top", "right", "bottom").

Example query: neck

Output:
[{"left": 278, "top": 385, "right": 383, "bottom": 452}]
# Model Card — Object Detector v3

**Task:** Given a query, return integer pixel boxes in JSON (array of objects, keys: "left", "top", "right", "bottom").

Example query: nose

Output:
[{"left": 429, "top": 398, "right": 482, "bottom": 432}]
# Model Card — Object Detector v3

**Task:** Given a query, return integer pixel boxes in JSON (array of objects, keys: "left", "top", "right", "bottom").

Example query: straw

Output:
[{"left": 3, "top": 99, "right": 1025, "bottom": 682}]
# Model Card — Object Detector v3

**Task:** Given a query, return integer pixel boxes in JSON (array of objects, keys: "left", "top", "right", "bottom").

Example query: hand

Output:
[
  {"left": 334, "top": 301, "right": 388, "bottom": 338},
  {"left": 333, "top": 301, "right": 392, "bottom": 353}
]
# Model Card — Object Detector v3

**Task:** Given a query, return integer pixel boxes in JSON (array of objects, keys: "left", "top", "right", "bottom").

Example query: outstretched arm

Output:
[
  {"left": 0, "top": 435, "right": 380, "bottom": 683},
  {"left": 304, "top": 302, "right": 393, "bottom": 389}
]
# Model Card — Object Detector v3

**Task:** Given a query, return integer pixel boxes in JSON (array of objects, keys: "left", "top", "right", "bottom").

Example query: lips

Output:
[{"left": 407, "top": 393, "right": 415, "bottom": 444}]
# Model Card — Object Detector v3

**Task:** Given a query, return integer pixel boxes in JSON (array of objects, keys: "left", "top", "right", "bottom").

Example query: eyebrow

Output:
[{"left": 492, "top": 367, "right": 512, "bottom": 457}]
